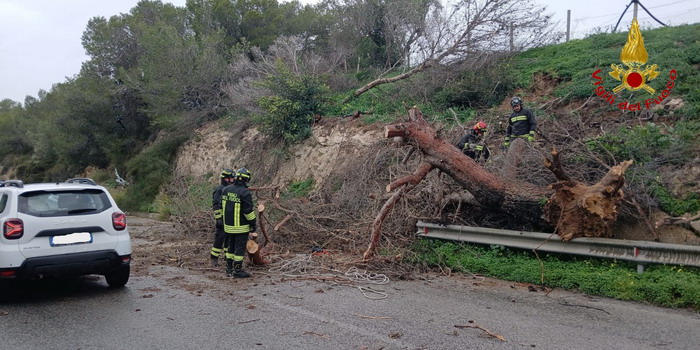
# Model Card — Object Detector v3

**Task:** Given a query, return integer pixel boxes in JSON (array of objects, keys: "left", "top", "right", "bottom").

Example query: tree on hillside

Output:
[
  {"left": 225, "top": 36, "right": 334, "bottom": 143},
  {"left": 345, "top": 0, "right": 558, "bottom": 102},
  {"left": 324, "top": 0, "right": 439, "bottom": 70}
]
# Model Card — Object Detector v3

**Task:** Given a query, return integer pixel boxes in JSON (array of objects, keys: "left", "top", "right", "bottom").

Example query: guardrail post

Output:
[{"left": 637, "top": 264, "right": 645, "bottom": 274}]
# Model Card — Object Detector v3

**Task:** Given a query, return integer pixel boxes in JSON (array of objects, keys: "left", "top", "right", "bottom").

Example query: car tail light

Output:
[
  {"left": 3, "top": 218, "right": 23, "bottom": 239},
  {"left": 112, "top": 212, "right": 127, "bottom": 231},
  {"left": 0, "top": 269, "right": 17, "bottom": 277}
]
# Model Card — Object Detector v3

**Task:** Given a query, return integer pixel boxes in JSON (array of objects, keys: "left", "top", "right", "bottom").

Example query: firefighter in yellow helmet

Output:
[
  {"left": 456, "top": 121, "right": 490, "bottom": 161},
  {"left": 220, "top": 168, "right": 256, "bottom": 278},
  {"left": 209, "top": 168, "right": 235, "bottom": 267}
]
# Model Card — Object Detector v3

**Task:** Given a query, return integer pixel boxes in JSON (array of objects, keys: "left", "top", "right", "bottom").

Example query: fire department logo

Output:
[
  {"left": 609, "top": 19, "right": 659, "bottom": 94},
  {"left": 591, "top": 18, "right": 677, "bottom": 111}
]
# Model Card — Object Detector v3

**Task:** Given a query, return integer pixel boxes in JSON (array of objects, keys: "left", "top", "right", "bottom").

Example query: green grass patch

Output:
[
  {"left": 284, "top": 177, "right": 315, "bottom": 198},
  {"left": 509, "top": 23, "right": 700, "bottom": 112},
  {"left": 411, "top": 239, "right": 700, "bottom": 309}
]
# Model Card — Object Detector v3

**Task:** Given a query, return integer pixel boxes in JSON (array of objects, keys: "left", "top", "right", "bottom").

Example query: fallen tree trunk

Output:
[
  {"left": 384, "top": 108, "right": 550, "bottom": 220},
  {"left": 364, "top": 108, "right": 635, "bottom": 258}
]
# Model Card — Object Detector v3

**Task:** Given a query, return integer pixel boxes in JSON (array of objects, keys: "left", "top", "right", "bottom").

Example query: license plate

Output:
[{"left": 51, "top": 232, "right": 93, "bottom": 246}]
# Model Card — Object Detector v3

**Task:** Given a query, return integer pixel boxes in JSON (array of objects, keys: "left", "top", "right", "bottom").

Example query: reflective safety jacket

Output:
[
  {"left": 456, "top": 132, "right": 485, "bottom": 153},
  {"left": 212, "top": 184, "right": 225, "bottom": 220},
  {"left": 221, "top": 184, "right": 256, "bottom": 234},
  {"left": 456, "top": 131, "right": 490, "bottom": 161},
  {"left": 505, "top": 108, "right": 537, "bottom": 140}
]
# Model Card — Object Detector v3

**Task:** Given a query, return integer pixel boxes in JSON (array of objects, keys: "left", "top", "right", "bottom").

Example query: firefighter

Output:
[
  {"left": 210, "top": 168, "right": 235, "bottom": 267},
  {"left": 456, "top": 121, "right": 490, "bottom": 161},
  {"left": 504, "top": 96, "right": 537, "bottom": 147},
  {"left": 221, "top": 168, "right": 256, "bottom": 278}
]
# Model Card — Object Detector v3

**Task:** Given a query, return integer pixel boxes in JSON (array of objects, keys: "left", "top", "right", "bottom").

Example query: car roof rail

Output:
[
  {"left": 0, "top": 180, "right": 24, "bottom": 188},
  {"left": 65, "top": 178, "right": 97, "bottom": 186}
]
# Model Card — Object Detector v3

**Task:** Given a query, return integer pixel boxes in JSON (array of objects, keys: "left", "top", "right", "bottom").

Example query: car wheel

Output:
[{"left": 105, "top": 264, "right": 130, "bottom": 288}]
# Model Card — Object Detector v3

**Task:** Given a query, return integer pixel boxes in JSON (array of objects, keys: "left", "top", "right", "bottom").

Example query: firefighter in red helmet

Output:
[{"left": 456, "top": 121, "right": 490, "bottom": 161}]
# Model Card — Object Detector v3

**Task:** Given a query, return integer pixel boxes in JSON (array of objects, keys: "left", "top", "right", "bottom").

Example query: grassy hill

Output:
[{"left": 510, "top": 23, "right": 700, "bottom": 115}]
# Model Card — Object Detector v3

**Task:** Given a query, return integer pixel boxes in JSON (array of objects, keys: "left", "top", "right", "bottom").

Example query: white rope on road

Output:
[{"left": 266, "top": 254, "right": 390, "bottom": 299}]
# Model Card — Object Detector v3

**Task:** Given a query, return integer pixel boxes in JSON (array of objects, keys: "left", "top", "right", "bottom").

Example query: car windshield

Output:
[{"left": 18, "top": 189, "right": 112, "bottom": 217}]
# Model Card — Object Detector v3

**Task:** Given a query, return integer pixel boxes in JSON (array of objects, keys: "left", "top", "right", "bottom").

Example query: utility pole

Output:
[
  {"left": 566, "top": 10, "right": 571, "bottom": 42},
  {"left": 613, "top": 0, "right": 667, "bottom": 32}
]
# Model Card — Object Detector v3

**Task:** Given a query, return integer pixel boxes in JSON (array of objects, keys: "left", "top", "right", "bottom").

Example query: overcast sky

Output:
[{"left": 1, "top": 0, "right": 698, "bottom": 103}]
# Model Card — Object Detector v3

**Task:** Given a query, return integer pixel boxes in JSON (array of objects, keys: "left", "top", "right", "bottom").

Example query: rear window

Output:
[
  {"left": 0, "top": 194, "right": 7, "bottom": 213},
  {"left": 18, "top": 189, "right": 112, "bottom": 217}
]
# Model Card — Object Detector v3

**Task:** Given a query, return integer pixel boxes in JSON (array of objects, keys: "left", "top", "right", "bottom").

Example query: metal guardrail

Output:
[{"left": 417, "top": 221, "right": 700, "bottom": 269}]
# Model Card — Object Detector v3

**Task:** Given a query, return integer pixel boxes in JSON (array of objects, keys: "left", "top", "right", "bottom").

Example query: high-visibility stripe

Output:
[
  {"left": 212, "top": 247, "right": 222, "bottom": 253},
  {"left": 224, "top": 225, "right": 250, "bottom": 233},
  {"left": 234, "top": 203, "right": 240, "bottom": 227},
  {"left": 244, "top": 211, "right": 256, "bottom": 220},
  {"left": 224, "top": 253, "right": 244, "bottom": 262},
  {"left": 511, "top": 115, "right": 528, "bottom": 122},
  {"left": 213, "top": 209, "right": 222, "bottom": 219},
  {"left": 475, "top": 145, "right": 484, "bottom": 151}
]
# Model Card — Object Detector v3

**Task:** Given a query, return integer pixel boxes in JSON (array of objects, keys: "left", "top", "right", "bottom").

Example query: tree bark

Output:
[
  {"left": 386, "top": 162, "right": 434, "bottom": 192},
  {"left": 385, "top": 108, "right": 550, "bottom": 222},
  {"left": 364, "top": 185, "right": 411, "bottom": 260}
]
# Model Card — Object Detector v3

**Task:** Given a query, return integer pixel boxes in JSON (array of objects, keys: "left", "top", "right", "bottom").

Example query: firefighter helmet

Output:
[
  {"left": 220, "top": 168, "right": 235, "bottom": 179},
  {"left": 472, "top": 121, "right": 487, "bottom": 134},
  {"left": 510, "top": 96, "right": 522, "bottom": 107},
  {"left": 234, "top": 168, "right": 252, "bottom": 183}
]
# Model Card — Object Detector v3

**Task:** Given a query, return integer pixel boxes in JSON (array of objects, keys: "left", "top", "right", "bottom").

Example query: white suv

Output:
[{"left": 0, "top": 178, "right": 131, "bottom": 287}]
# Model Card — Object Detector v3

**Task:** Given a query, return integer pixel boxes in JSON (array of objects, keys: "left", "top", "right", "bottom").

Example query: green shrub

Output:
[
  {"left": 649, "top": 183, "right": 700, "bottom": 216},
  {"left": 255, "top": 61, "right": 329, "bottom": 144},
  {"left": 433, "top": 63, "right": 516, "bottom": 110},
  {"left": 119, "top": 135, "right": 188, "bottom": 211},
  {"left": 586, "top": 124, "right": 673, "bottom": 164}
]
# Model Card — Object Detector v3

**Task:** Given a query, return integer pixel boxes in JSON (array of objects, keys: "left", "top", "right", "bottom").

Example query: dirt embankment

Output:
[{"left": 173, "top": 117, "right": 383, "bottom": 191}]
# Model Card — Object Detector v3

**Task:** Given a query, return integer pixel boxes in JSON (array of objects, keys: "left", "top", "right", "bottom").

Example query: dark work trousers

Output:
[
  {"left": 211, "top": 225, "right": 229, "bottom": 258},
  {"left": 226, "top": 233, "right": 249, "bottom": 261}
]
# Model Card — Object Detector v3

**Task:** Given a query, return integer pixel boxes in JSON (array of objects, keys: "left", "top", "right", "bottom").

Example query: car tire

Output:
[{"left": 105, "top": 264, "right": 130, "bottom": 288}]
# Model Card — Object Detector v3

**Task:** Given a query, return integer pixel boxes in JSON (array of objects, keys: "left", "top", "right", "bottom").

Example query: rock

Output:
[{"left": 690, "top": 221, "right": 700, "bottom": 235}]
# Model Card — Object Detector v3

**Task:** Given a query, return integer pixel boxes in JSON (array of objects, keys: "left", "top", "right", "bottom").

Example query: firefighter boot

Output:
[
  {"left": 210, "top": 254, "right": 219, "bottom": 267},
  {"left": 232, "top": 261, "right": 251, "bottom": 278},
  {"left": 225, "top": 259, "right": 234, "bottom": 277}
]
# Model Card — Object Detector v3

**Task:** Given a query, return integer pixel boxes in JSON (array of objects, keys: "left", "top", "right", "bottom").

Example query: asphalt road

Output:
[{"left": 1, "top": 260, "right": 699, "bottom": 350}]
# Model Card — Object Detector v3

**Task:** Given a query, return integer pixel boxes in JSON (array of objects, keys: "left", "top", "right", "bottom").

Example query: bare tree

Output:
[
  {"left": 345, "top": 0, "right": 559, "bottom": 102},
  {"left": 224, "top": 36, "right": 346, "bottom": 115}
]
